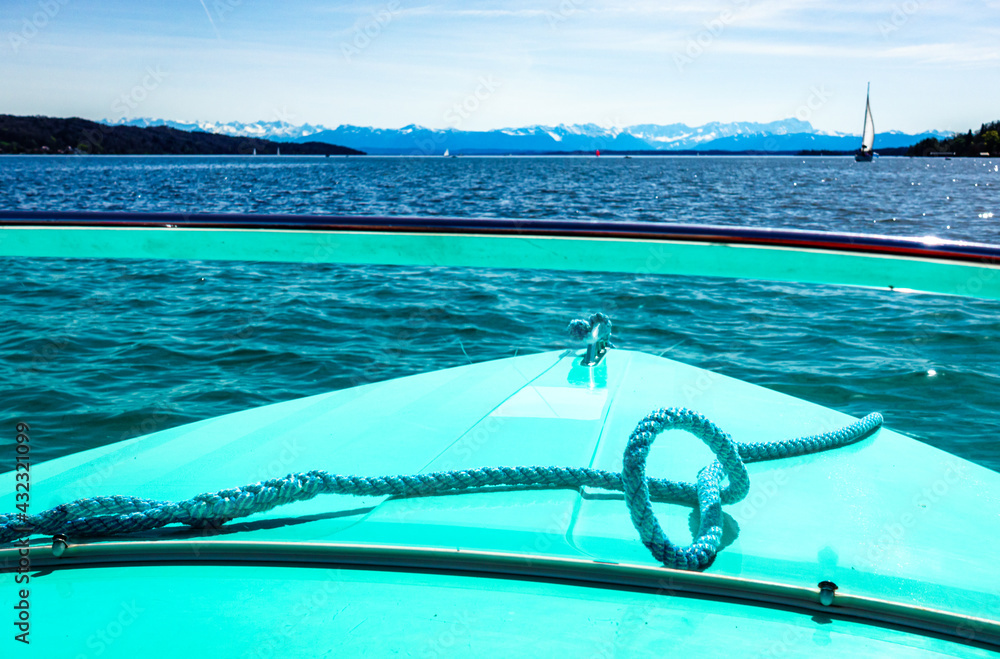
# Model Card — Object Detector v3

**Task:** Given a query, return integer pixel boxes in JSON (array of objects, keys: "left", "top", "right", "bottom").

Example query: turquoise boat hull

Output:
[
  {"left": 3, "top": 212, "right": 1000, "bottom": 300},
  {"left": 3, "top": 348, "right": 999, "bottom": 655}
]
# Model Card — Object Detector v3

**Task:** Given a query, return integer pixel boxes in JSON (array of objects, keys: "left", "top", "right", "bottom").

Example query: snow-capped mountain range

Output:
[
  {"left": 103, "top": 117, "right": 949, "bottom": 154},
  {"left": 105, "top": 117, "right": 330, "bottom": 141}
]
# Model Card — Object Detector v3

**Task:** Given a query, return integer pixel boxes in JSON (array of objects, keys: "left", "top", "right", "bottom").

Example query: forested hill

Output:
[
  {"left": 907, "top": 121, "right": 999, "bottom": 157},
  {"left": 0, "top": 115, "right": 364, "bottom": 155}
]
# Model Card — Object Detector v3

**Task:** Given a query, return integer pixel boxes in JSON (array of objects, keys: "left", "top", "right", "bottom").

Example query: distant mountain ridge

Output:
[
  {"left": 106, "top": 117, "right": 330, "bottom": 141},
  {"left": 105, "top": 117, "right": 950, "bottom": 155},
  {"left": 0, "top": 115, "right": 363, "bottom": 156}
]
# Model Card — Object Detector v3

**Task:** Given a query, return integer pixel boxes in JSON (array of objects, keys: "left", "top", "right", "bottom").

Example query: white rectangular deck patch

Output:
[{"left": 490, "top": 386, "right": 607, "bottom": 420}]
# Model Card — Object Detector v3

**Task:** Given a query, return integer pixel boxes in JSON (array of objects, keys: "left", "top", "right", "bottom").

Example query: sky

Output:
[{"left": 2, "top": 0, "right": 998, "bottom": 134}]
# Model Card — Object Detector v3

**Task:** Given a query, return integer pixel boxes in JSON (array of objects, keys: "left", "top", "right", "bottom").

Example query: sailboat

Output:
[
  {"left": 855, "top": 83, "right": 875, "bottom": 162},
  {"left": 443, "top": 148, "right": 450, "bottom": 157}
]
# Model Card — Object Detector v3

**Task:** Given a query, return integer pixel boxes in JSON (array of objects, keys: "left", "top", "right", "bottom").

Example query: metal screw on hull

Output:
[
  {"left": 818, "top": 580, "right": 838, "bottom": 606},
  {"left": 51, "top": 534, "right": 69, "bottom": 558}
]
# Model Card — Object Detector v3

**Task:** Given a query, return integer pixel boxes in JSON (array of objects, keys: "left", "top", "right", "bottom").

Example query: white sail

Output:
[
  {"left": 861, "top": 85, "right": 874, "bottom": 151},
  {"left": 443, "top": 148, "right": 450, "bottom": 157}
]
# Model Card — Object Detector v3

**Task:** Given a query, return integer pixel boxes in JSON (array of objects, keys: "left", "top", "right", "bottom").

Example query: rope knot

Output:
[
  {"left": 621, "top": 408, "right": 751, "bottom": 570},
  {"left": 0, "top": 406, "right": 882, "bottom": 571}
]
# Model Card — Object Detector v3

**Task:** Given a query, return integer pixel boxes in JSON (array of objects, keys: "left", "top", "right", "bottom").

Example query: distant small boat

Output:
[
  {"left": 252, "top": 148, "right": 257, "bottom": 156},
  {"left": 443, "top": 149, "right": 450, "bottom": 157},
  {"left": 855, "top": 84, "right": 875, "bottom": 162},
  {"left": 596, "top": 149, "right": 600, "bottom": 157},
  {"left": 276, "top": 147, "right": 281, "bottom": 156}
]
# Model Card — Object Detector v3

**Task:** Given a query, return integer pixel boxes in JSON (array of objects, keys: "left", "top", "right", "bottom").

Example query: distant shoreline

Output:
[
  {"left": 0, "top": 150, "right": 927, "bottom": 158},
  {"left": 0, "top": 114, "right": 363, "bottom": 156},
  {"left": 5, "top": 113, "right": 994, "bottom": 158},
  {"left": 0, "top": 152, "right": 894, "bottom": 157},
  {"left": 534, "top": 148, "right": 913, "bottom": 157}
]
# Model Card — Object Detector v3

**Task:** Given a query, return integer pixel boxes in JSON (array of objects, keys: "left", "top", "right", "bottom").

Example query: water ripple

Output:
[{"left": 1, "top": 156, "right": 998, "bottom": 472}]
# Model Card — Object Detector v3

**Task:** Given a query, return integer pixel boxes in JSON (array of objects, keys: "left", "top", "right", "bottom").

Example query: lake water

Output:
[{"left": 1, "top": 155, "right": 999, "bottom": 471}]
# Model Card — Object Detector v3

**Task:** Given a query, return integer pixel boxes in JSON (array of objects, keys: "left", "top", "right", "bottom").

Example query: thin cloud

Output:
[{"left": 197, "top": 0, "right": 222, "bottom": 40}]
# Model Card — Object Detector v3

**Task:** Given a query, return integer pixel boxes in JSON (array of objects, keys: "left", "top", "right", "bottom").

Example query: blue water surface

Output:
[{"left": 1, "top": 155, "right": 998, "bottom": 470}]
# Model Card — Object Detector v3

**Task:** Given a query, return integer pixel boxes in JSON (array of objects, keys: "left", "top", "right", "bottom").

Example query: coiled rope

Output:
[{"left": 0, "top": 408, "right": 882, "bottom": 569}]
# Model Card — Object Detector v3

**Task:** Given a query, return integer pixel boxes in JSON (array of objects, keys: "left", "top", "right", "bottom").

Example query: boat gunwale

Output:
[
  {"left": 5, "top": 539, "right": 998, "bottom": 649},
  {"left": 3, "top": 210, "right": 1000, "bottom": 264}
]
